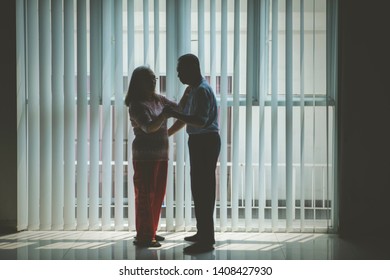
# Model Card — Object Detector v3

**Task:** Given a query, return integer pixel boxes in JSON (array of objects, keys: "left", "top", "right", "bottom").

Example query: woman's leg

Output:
[
  {"left": 151, "top": 161, "right": 168, "bottom": 233},
  {"left": 133, "top": 161, "right": 155, "bottom": 242}
]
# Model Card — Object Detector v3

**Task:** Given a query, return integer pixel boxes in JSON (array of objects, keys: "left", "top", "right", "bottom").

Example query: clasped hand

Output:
[{"left": 163, "top": 105, "right": 178, "bottom": 118}]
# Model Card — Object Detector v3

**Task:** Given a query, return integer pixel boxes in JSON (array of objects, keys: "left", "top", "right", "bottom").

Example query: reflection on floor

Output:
[{"left": 0, "top": 231, "right": 389, "bottom": 260}]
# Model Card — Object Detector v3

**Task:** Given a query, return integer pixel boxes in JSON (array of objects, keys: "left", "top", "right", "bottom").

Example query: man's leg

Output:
[{"left": 186, "top": 133, "right": 220, "bottom": 253}]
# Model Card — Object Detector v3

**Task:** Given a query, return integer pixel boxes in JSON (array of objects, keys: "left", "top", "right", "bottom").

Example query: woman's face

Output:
[{"left": 141, "top": 69, "right": 157, "bottom": 94}]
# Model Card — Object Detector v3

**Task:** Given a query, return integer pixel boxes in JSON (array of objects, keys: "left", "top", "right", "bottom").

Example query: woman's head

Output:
[{"left": 125, "top": 66, "right": 157, "bottom": 106}]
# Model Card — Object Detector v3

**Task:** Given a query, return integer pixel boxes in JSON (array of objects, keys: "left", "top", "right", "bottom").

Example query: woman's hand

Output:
[
  {"left": 140, "top": 112, "right": 166, "bottom": 134},
  {"left": 163, "top": 105, "right": 173, "bottom": 118}
]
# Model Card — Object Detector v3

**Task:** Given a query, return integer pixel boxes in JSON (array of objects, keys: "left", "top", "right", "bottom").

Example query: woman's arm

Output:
[{"left": 139, "top": 113, "right": 166, "bottom": 134}]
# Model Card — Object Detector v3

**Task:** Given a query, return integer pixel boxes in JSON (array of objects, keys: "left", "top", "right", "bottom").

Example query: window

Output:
[{"left": 17, "top": 0, "right": 338, "bottom": 232}]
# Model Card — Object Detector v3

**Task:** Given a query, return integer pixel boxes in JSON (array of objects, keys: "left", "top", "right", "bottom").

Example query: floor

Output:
[{"left": 0, "top": 231, "right": 389, "bottom": 260}]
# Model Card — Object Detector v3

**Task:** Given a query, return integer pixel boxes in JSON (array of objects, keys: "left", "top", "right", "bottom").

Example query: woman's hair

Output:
[{"left": 124, "top": 66, "right": 156, "bottom": 106}]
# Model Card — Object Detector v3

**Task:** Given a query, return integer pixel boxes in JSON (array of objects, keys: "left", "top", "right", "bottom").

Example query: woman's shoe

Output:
[
  {"left": 155, "top": 235, "right": 165, "bottom": 241},
  {"left": 133, "top": 239, "right": 162, "bottom": 248},
  {"left": 148, "top": 240, "right": 162, "bottom": 248},
  {"left": 134, "top": 235, "right": 165, "bottom": 242}
]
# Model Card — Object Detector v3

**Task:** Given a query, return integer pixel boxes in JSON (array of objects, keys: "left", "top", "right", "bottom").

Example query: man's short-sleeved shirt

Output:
[{"left": 183, "top": 78, "right": 219, "bottom": 135}]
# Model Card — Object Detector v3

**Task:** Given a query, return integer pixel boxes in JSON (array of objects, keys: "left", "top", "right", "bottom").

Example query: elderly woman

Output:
[{"left": 125, "top": 66, "right": 178, "bottom": 248}]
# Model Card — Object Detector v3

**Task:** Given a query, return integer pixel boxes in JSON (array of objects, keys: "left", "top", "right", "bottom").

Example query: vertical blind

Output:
[{"left": 17, "top": 0, "right": 338, "bottom": 232}]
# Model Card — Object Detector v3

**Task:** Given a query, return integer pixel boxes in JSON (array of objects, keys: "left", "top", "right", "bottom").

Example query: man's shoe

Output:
[
  {"left": 184, "top": 234, "right": 215, "bottom": 244},
  {"left": 183, "top": 243, "right": 214, "bottom": 254},
  {"left": 184, "top": 234, "right": 199, "bottom": 242}
]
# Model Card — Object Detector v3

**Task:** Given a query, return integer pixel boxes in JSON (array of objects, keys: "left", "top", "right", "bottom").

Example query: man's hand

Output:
[{"left": 178, "top": 86, "right": 191, "bottom": 109}]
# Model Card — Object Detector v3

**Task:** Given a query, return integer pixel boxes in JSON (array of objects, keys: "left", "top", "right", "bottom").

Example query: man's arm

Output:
[
  {"left": 168, "top": 110, "right": 207, "bottom": 128},
  {"left": 178, "top": 86, "right": 191, "bottom": 109},
  {"left": 168, "top": 120, "right": 186, "bottom": 136},
  {"left": 166, "top": 88, "right": 210, "bottom": 128}
]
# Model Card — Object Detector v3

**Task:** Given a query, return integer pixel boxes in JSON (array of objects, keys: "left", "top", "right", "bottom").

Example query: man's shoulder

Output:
[{"left": 195, "top": 80, "right": 214, "bottom": 95}]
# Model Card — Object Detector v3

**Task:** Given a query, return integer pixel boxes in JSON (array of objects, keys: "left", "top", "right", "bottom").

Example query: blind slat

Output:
[
  {"left": 245, "top": 0, "right": 255, "bottom": 231},
  {"left": 52, "top": 0, "right": 65, "bottom": 230},
  {"left": 198, "top": 0, "right": 205, "bottom": 71},
  {"left": 76, "top": 0, "right": 89, "bottom": 230},
  {"left": 154, "top": 0, "right": 160, "bottom": 91},
  {"left": 27, "top": 0, "right": 40, "bottom": 231},
  {"left": 39, "top": 0, "right": 52, "bottom": 230},
  {"left": 165, "top": 0, "right": 176, "bottom": 231},
  {"left": 174, "top": 0, "right": 189, "bottom": 231},
  {"left": 299, "top": 0, "right": 305, "bottom": 231},
  {"left": 285, "top": 0, "right": 293, "bottom": 231},
  {"left": 210, "top": 0, "right": 216, "bottom": 90},
  {"left": 311, "top": 0, "right": 317, "bottom": 231},
  {"left": 114, "top": 0, "right": 124, "bottom": 230},
  {"left": 16, "top": 0, "right": 28, "bottom": 231},
  {"left": 102, "top": 0, "right": 113, "bottom": 230},
  {"left": 64, "top": 0, "right": 76, "bottom": 230},
  {"left": 271, "top": 0, "right": 279, "bottom": 231},
  {"left": 328, "top": 0, "right": 338, "bottom": 230},
  {"left": 127, "top": 0, "right": 136, "bottom": 231},
  {"left": 258, "top": 0, "right": 269, "bottom": 232},
  {"left": 231, "top": 0, "right": 240, "bottom": 231},
  {"left": 184, "top": 0, "right": 191, "bottom": 231},
  {"left": 143, "top": 0, "right": 149, "bottom": 64},
  {"left": 219, "top": 0, "right": 228, "bottom": 231},
  {"left": 89, "top": 0, "right": 102, "bottom": 230}
]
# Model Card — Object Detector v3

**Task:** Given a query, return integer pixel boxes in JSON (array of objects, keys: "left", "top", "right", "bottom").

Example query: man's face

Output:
[{"left": 177, "top": 62, "right": 190, "bottom": 85}]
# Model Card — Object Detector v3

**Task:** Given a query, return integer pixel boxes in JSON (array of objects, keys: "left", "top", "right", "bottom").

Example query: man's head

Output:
[{"left": 177, "top": 54, "right": 202, "bottom": 86}]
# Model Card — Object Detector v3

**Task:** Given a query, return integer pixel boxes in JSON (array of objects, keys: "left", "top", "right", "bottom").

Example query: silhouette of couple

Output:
[{"left": 125, "top": 54, "right": 220, "bottom": 254}]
